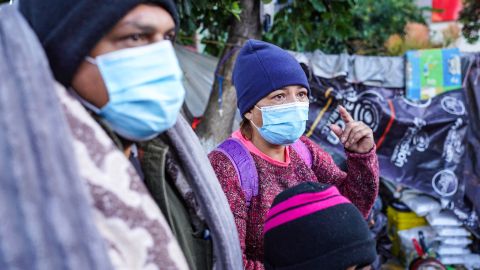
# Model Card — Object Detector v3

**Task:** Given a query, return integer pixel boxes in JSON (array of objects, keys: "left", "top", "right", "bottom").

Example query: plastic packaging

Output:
[
  {"left": 402, "top": 194, "right": 441, "bottom": 217},
  {"left": 388, "top": 201, "right": 428, "bottom": 256},
  {"left": 437, "top": 245, "right": 471, "bottom": 256},
  {"left": 427, "top": 211, "right": 463, "bottom": 226},
  {"left": 435, "top": 237, "right": 472, "bottom": 246},
  {"left": 439, "top": 254, "right": 480, "bottom": 268},
  {"left": 435, "top": 227, "right": 471, "bottom": 237},
  {"left": 398, "top": 226, "right": 436, "bottom": 257}
]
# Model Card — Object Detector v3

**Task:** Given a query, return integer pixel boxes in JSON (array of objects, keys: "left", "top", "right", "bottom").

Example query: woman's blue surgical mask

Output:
[
  {"left": 251, "top": 102, "right": 309, "bottom": 145},
  {"left": 84, "top": 40, "right": 185, "bottom": 141}
]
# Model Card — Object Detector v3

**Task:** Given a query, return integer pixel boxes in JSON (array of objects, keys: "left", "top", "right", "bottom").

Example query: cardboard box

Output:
[{"left": 406, "top": 48, "right": 462, "bottom": 100}]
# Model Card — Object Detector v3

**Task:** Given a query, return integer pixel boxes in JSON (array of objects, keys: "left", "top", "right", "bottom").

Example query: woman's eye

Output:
[
  {"left": 273, "top": 94, "right": 284, "bottom": 100},
  {"left": 298, "top": 91, "right": 309, "bottom": 100}
]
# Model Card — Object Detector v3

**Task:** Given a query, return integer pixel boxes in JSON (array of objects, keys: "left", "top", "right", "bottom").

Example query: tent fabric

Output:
[
  {"left": 175, "top": 46, "right": 480, "bottom": 236},
  {"left": 303, "top": 54, "right": 480, "bottom": 237},
  {"left": 176, "top": 47, "right": 408, "bottom": 119},
  {"left": 290, "top": 50, "right": 405, "bottom": 88},
  {"left": 463, "top": 53, "right": 480, "bottom": 225},
  {"left": 176, "top": 46, "right": 218, "bottom": 118},
  {"left": 0, "top": 5, "right": 113, "bottom": 269}
]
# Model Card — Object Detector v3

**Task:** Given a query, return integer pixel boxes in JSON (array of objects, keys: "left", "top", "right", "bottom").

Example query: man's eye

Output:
[
  {"left": 128, "top": 33, "right": 147, "bottom": 41},
  {"left": 165, "top": 33, "right": 176, "bottom": 41},
  {"left": 274, "top": 94, "right": 284, "bottom": 100}
]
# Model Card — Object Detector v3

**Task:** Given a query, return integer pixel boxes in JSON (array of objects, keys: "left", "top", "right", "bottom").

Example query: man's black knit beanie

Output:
[{"left": 19, "top": 0, "right": 179, "bottom": 86}]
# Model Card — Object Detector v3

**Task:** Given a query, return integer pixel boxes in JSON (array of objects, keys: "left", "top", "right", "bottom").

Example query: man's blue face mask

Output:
[
  {"left": 251, "top": 102, "right": 309, "bottom": 145},
  {"left": 84, "top": 40, "right": 185, "bottom": 141}
]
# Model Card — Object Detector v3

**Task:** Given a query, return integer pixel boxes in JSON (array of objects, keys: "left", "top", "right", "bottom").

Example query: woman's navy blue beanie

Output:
[{"left": 232, "top": 39, "right": 310, "bottom": 116}]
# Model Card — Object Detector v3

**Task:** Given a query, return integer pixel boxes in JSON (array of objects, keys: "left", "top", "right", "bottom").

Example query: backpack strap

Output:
[
  {"left": 215, "top": 138, "right": 258, "bottom": 206},
  {"left": 291, "top": 139, "right": 313, "bottom": 168},
  {"left": 214, "top": 138, "right": 312, "bottom": 206}
]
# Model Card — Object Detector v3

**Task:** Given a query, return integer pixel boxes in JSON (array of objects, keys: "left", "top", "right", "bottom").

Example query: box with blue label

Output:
[{"left": 406, "top": 48, "right": 462, "bottom": 100}]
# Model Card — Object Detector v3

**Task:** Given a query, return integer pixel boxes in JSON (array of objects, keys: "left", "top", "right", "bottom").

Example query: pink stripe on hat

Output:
[
  {"left": 263, "top": 196, "right": 351, "bottom": 234},
  {"left": 266, "top": 186, "right": 342, "bottom": 220}
]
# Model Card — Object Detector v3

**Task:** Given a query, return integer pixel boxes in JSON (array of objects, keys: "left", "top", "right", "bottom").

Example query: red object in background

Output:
[
  {"left": 191, "top": 117, "right": 202, "bottom": 130},
  {"left": 412, "top": 238, "right": 425, "bottom": 257},
  {"left": 432, "top": 0, "right": 463, "bottom": 22}
]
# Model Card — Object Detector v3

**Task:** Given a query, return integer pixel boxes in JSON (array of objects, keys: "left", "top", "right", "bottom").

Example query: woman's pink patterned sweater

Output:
[{"left": 208, "top": 132, "right": 379, "bottom": 270}]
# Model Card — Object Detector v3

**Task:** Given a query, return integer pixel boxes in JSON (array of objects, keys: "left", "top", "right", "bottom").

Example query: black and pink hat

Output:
[{"left": 263, "top": 182, "right": 376, "bottom": 270}]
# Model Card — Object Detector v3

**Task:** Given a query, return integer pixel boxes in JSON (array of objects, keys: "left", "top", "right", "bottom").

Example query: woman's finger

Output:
[
  {"left": 349, "top": 128, "right": 371, "bottom": 146},
  {"left": 338, "top": 105, "right": 354, "bottom": 124},
  {"left": 330, "top": 124, "right": 343, "bottom": 138},
  {"left": 342, "top": 122, "right": 360, "bottom": 145},
  {"left": 345, "top": 124, "right": 364, "bottom": 147}
]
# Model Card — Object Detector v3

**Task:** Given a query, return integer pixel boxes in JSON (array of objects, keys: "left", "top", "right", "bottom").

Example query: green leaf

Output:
[
  {"left": 225, "top": 1, "right": 242, "bottom": 21},
  {"left": 310, "top": 0, "right": 326, "bottom": 12}
]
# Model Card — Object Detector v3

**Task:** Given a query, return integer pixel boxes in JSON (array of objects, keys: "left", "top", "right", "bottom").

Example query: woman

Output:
[{"left": 208, "top": 39, "right": 379, "bottom": 270}]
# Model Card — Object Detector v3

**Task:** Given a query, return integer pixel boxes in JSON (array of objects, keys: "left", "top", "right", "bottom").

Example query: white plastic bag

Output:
[
  {"left": 436, "top": 237, "right": 472, "bottom": 246},
  {"left": 437, "top": 244, "right": 471, "bottom": 256},
  {"left": 427, "top": 211, "right": 463, "bottom": 226},
  {"left": 435, "top": 226, "right": 471, "bottom": 237},
  {"left": 440, "top": 254, "right": 480, "bottom": 268},
  {"left": 402, "top": 194, "right": 441, "bottom": 217},
  {"left": 398, "top": 226, "right": 436, "bottom": 256}
]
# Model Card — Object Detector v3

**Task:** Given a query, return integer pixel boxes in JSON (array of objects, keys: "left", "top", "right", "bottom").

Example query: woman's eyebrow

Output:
[{"left": 269, "top": 89, "right": 287, "bottom": 95}]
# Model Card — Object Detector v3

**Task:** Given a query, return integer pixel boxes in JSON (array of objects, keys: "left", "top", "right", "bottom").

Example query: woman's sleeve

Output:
[
  {"left": 208, "top": 151, "right": 265, "bottom": 270},
  {"left": 300, "top": 137, "right": 379, "bottom": 218}
]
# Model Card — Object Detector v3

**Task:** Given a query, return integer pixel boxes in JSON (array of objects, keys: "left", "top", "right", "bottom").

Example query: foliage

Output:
[
  {"left": 177, "top": 0, "right": 427, "bottom": 56},
  {"left": 265, "top": 0, "right": 427, "bottom": 55},
  {"left": 384, "top": 34, "right": 404, "bottom": 56},
  {"left": 403, "top": 22, "right": 431, "bottom": 49},
  {"left": 349, "top": 0, "right": 427, "bottom": 54},
  {"left": 384, "top": 21, "right": 462, "bottom": 56},
  {"left": 263, "top": 0, "right": 355, "bottom": 53},
  {"left": 459, "top": 0, "right": 480, "bottom": 44},
  {"left": 441, "top": 23, "right": 461, "bottom": 47},
  {"left": 176, "top": 0, "right": 243, "bottom": 56}
]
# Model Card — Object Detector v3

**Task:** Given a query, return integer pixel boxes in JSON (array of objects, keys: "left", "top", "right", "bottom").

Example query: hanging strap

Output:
[
  {"left": 291, "top": 139, "right": 313, "bottom": 168},
  {"left": 215, "top": 138, "right": 259, "bottom": 206},
  {"left": 214, "top": 138, "right": 313, "bottom": 206}
]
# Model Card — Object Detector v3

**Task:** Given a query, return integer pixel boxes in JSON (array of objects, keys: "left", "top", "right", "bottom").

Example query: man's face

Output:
[{"left": 71, "top": 4, "right": 176, "bottom": 108}]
